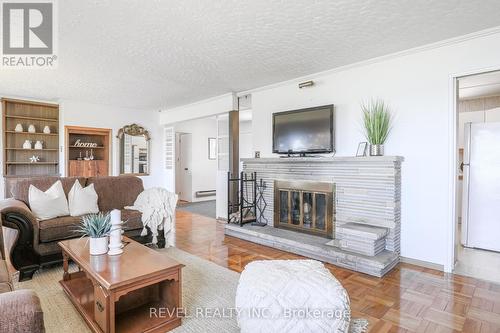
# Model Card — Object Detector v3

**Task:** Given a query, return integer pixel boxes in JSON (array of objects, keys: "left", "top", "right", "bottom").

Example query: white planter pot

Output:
[{"left": 89, "top": 237, "right": 108, "bottom": 256}]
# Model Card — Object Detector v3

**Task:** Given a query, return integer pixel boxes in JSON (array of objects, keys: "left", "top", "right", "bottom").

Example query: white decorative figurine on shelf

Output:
[
  {"left": 43, "top": 125, "right": 51, "bottom": 134},
  {"left": 29, "top": 155, "right": 40, "bottom": 163},
  {"left": 22, "top": 140, "right": 32, "bottom": 149},
  {"left": 34, "top": 140, "right": 43, "bottom": 150},
  {"left": 15, "top": 123, "right": 23, "bottom": 132},
  {"left": 108, "top": 209, "right": 123, "bottom": 255},
  {"left": 28, "top": 124, "right": 36, "bottom": 133}
]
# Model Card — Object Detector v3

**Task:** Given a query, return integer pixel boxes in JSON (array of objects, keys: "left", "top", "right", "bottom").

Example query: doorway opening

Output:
[
  {"left": 173, "top": 96, "right": 253, "bottom": 221},
  {"left": 175, "top": 132, "right": 193, "bottom": 203},
  {"left": 453, "top": 70, "right": 500, "bottom": 283},
  {"left": 174, "top": 115, "right": 218, "bottom": 218}
]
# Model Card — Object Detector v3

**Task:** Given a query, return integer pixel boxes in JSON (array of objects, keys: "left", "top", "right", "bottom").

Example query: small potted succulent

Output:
[
  {"left": 362, "top": 99, "right": 392, "bottom": 156},
  {"left": 76, "top": 212, "right": 112, "bottom": 255}
]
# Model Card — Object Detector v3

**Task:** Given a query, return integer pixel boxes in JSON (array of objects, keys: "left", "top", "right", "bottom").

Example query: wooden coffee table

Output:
[{"left": 58, "top": 237, "right": 184, "bottom": 333}]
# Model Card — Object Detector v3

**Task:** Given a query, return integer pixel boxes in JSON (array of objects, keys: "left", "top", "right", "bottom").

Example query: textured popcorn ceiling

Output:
[{"left": 2, "top": 1, "right": 500, "bottom": 109}]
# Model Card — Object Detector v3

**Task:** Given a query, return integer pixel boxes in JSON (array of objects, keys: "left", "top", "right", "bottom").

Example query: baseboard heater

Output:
[{"left": 195, "top": 190, "right": 216, "bottom": 198}]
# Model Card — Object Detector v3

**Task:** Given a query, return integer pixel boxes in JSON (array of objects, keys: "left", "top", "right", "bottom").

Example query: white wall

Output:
[
  {"left": 239, "top": 120, "right": 253, "bottom": 158},
  {"left": 174, "top": 117, "right": 217, "bottom": 202},
  {"left": 161, "top": 30, "right": 500, "bottom": 268},
  {"left": 59, "top": 99, "right": 168, "bottom": 189}
]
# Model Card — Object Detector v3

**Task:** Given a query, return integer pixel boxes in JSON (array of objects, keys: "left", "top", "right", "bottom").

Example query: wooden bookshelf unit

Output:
[
  {"left": 65, "top": 126, "right": 111, "bottom": 177},
  {"left": 2, "top": 98, "right": 60, "bottom": 178}
]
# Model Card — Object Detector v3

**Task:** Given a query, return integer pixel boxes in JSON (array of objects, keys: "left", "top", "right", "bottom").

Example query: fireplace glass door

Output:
[
  {"left": 279, "top": 191, "right": 289, "bottom": 223},
  {"left": 291, "top": 191, "right": 301, "bottom": 225},
  {"left": 274, "top": 180, "right": 334, "bottom": 238}
]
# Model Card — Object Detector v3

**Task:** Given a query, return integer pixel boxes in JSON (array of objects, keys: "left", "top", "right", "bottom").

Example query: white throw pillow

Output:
[
  {"left": 29, "top": 181, "right": 70, "bottom": 220},
  {"left": 68, "top": 180, "right": 99, "bottom": 216}
]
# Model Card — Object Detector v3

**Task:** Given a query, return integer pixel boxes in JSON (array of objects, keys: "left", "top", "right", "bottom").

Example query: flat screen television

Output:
[{"left": 272, "top": 105, "right": 334, "bottom": 155}]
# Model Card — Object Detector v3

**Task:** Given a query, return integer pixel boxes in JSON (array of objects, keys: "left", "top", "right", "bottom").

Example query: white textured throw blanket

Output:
[{"left": 125, "top": 187, "right": 178, "bottom": 246}]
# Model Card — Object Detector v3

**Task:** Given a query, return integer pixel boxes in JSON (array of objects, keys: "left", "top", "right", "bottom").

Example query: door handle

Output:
[{"left": 184, "top": 168, "right": 188, "bottom": 171}]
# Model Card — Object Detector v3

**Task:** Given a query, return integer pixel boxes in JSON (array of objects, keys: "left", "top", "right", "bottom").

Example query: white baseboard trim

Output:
[{"left": 400, "top": 256, "right": 444, "bottom": 271}]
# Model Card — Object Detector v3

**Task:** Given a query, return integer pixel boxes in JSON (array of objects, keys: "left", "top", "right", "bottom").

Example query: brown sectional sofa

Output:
[
  {"left": 0, "top": 175, "right": 163, "bottom": 281},
  {"left": 0, "top": 216, "right": 45, "bottom": 332}
]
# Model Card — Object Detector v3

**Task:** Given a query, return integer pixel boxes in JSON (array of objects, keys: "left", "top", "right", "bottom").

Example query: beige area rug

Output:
[{"left": 14, "top": 247, "right": 240, "bottom": 333}]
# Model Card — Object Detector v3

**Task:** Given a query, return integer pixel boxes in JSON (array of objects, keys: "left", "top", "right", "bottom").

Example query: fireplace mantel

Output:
[
  {"left": 225, "top": 155, "right": 403, "bottom": 277},
  {"left": 241, "top": 156, "right": 404, "bottom": 164}
]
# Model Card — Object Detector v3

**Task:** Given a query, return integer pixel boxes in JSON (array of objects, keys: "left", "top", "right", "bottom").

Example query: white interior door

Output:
[{"left": 178, "top": 133, "right": 193, "bottom": 202}]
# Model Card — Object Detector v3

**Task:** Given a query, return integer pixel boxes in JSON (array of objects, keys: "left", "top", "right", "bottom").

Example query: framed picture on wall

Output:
[
  {"left": 356, "top": 142, "right": 368, "bottom": 157},
  {"left": 208, "top": 137, "right": 217, "bottom": 160}
]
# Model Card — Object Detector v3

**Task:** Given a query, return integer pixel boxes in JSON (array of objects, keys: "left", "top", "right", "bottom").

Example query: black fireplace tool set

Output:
[{"left": 227, "top": 172, "right": 268, "bottom": 226}]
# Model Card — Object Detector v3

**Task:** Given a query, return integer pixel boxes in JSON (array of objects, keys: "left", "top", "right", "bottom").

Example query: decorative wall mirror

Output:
[{"left": 117, "top": 124, "right": 151, "bottom": 175}]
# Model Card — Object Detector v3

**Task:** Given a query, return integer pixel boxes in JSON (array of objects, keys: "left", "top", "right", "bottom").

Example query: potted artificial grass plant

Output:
[
  {"left": 362, "top": 99, "right": 392, "bottom": 156},
  {"left": 77, "top": 212, "right": 111, "bottom": 255}
]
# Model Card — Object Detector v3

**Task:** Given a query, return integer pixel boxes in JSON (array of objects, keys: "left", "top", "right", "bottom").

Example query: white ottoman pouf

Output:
[{"left": 235, "top": 260, "right": 352, "bottom": 333}]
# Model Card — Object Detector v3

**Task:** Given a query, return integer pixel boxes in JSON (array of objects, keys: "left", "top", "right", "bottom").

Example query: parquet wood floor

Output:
[{"left": 175, "top": 210, "right": 500, "bottom": 333}]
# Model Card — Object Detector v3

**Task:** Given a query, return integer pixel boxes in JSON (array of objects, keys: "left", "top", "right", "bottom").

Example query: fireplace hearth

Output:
[{"left": 274, "top": 180, "right": 334, "bottom": 238}]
